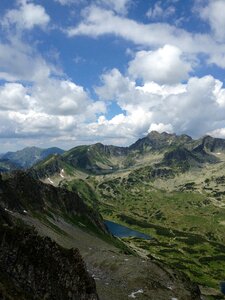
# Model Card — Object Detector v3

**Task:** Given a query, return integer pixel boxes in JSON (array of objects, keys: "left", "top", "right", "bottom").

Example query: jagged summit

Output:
[
  {"left": 147, "top": 131, "right": 193, "bottom": 143},
  {"left": 130, "top": 131, "right": 193, "bottom": 152},
  {"left": 147, "top": 130, "right": 176, "bottom": 138}
]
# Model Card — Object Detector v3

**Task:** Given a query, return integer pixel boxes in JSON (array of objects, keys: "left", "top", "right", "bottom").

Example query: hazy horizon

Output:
[{"left": 0, "top": 130, "right": 223, "bottom": 153}]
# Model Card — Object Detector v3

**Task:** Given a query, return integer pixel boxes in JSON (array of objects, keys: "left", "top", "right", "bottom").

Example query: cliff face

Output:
[{"left": 0, "top": 218, "right": 99, "bottom": 300}]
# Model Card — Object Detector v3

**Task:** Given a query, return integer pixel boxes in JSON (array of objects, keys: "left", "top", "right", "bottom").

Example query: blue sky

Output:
[{"left": 1, "top": 0, "right": 225, "bottom": 151}]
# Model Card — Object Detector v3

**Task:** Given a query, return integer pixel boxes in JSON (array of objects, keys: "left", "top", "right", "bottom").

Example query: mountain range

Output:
[
  {"left": 2, "top": 132, "right": 225, "bottom": 177},
  {"left": 25, "top": 131, "right": 225, "bottom": 180}
]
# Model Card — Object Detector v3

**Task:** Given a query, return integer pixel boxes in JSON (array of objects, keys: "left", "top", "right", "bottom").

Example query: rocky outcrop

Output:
[{"left": 0, "top": 218, "right": 99, "bottom": 300}]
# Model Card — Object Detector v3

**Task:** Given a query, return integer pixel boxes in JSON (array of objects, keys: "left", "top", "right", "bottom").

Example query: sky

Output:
[{"left": 1, "top": 0, "right": 225, "bottom": 151}]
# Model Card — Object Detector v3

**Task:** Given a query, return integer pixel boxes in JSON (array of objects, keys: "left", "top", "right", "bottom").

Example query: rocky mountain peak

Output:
[{"left": 147, "top": 131, "right": 175, "bottom": 139}]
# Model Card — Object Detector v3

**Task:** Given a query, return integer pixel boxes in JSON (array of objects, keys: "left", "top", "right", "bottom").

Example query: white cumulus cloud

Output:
[
  {"left": 200, "top": 0, "right": 225, "bottom": 42},
  {"left": 66, "top": 6, "right": 225, "bottom": 69},
  {"left": 0, "top": 83, "right": 31, "bottom": 111},
  {"left": 55, "top": 0, "right": 79, "bottom": 5},
  {"left": 128, "top": 45, "right": 192, "bottom": 84},
  {"left": 0, "top": 41, "right": 52, "bottom": 82},
  {"left": 95, "top": 67, "right": 225, "bottom": 140},
  {"left": 2, "top": 0, "right": 50, "bottom": 30},
  {"left": 208, "top": 128, "right": 225, "bottom": 139}
]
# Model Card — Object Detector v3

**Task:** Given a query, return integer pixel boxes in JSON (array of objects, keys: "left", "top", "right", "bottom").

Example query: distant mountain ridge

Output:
[
  {"left": 1, "top": 146, "right": 64, "bottom": 170},
  {"left": 0, "top": 158, "right": 20, "bottom": 173},
  {"left": 1, "top": 131, "right": 225, "bottom": 177}
]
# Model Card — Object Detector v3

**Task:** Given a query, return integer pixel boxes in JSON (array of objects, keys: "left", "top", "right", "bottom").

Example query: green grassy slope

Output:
[{"left": 92, "top": 165, "right": 225, "bottom": 299}]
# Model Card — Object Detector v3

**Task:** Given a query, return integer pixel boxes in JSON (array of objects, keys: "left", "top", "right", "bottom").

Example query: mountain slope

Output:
[
  {"left": 0, "top": 171, "right": 203, "bottom": 300},
  {"left": 16, "top": 131, "right": 225, "bottom": 299},
  {"left": 30, "top": 154, "right": 76, "bottom": 179},
  {"left": 0, "top": 205, "right": 99, "bottom": 300},
  {"left": 0, "top": 172, "right": 200, "bottom": 300},
  {"left": 0, "top": 158, "right": 20, "bottom": 173},
  {"left": 161, "top": 146, "right": 219, "bottom": 171},
  {"left": 63, "top": 143, "right": 128, "bottom": 174},
  {"left": 0, "top": 171, "right": 106, "bottom": 234}
]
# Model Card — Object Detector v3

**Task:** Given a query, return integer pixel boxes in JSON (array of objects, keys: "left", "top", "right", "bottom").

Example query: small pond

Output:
[
  {"left": 105, "top": 220, "right": 152, "bottom": 240},
  {"left": 220, "top": 282, "right": 225, "bottom": 295}
]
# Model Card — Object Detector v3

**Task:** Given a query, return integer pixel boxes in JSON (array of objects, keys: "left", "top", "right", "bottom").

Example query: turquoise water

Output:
[{"left": 105, "top": 220, "right": 151, "bottom": 239}]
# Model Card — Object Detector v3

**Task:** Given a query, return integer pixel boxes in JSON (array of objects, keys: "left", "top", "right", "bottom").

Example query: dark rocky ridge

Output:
[
  {"left": 0, "top": 172, "right": 101, "bottom": 299},
  {"left": 0, "top": 209, "right": 99, "bottom": 300},
  {"left": 0, "top": 171, "right": 107, "bottom": 234}
]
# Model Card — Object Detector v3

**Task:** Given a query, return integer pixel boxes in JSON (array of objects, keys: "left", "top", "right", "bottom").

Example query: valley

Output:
[
  {"left": 32, "top": 131, "right": 225, "bottom": 299},
  {"left": 0, "top": 171, "right": 201, "bottom": 300},
  {"left": 1, "top": 131, "right": 225, "bottom": 299}
]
